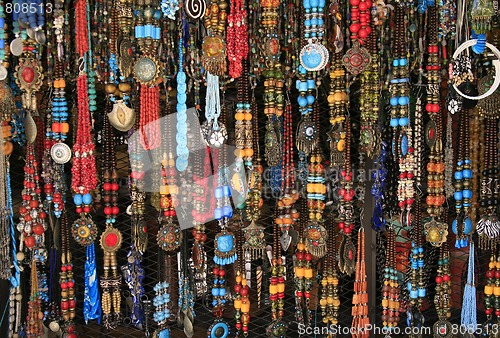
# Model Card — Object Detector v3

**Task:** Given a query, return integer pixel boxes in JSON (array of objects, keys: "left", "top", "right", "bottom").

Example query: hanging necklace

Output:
[
  {"left": 209, "top": 142, "right": 235, "bottom": 338},
  {"left": 433, "top": 242, "right": 452, "bottom": 337},
  {"left": 451, "top": 109, "right": 474, "bottom": 248},
  {"left": 342, "top": 0, "right": 371, "bottom": 74},
  {"left": 320, "top": 215, "right": 340, "bottom": 329},
  {"left": 338, "top": 118, "right": 356, "bottom": 275},
  {"left": 276, "top": 100, "right": 299, "bottom": 252},
  {"left": 476, "top": 118, "right": 500, "bottom": 248},
  {"left": 134, "top": 0, "right": 162, "bottom": 150},
  {"left": 293, "top": 200, "right": 311, "bottom": 327},
  {"left": 424, "top": 4, "right": 447, "bottom": 249},
  {"left": 26, "top": 260, "right": 44, "bottom": 337},
  {"left": 226, "top": 0, "right": 248, "bottom": 78},
  {"left": 267, "top": 208, "right": 287, "bottom": 338},
  {"left": 359, "top": 20, "right": 380, "bottom": 158},
  {"left": 59, "top": 212, "right": 77, "bottom": 336},
  {"left": 18, "top": 143, "right": 47, "bottom": 259},
  {"left": 483, "top": 245, "right": 500, "bottom": 333},
  {"left": 233, "top": 221, "right": 250, "bottom": 336},
  {"left": 99, "top": 105, "right": 123, "bottom": 330},
  {"left": 381, "top": 225, "right": 399, "bottom": 334},
  {"left": 202, "top": 0, "right": 227, "bottom": 76},
  {"left": 261, "top": 0, "right": 283, "bottom": 167},
  {"left": 352, "top": 228, "right": 369, "bottom": 338},
  {"left": 153, "top": 250, "right": 173, "bottom": 337}
]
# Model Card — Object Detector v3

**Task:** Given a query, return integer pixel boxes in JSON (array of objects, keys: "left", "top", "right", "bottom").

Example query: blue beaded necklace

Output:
[{"left": 176, "top": 32, "right": 189, "bottom": 171}]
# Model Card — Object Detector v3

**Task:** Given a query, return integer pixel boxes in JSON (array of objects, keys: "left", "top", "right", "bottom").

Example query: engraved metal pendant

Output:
[
  {"left": 242, "top": 221, "right": 266, "bottom": 260},
  {"left": 296, "top": 115, "right": 318, "bottom": 155},
  {"left": 15, "top": 57, "right": 44, "bottom": 111},
  {"left": 214, "top": 231, "right": 237, "bottom": 265},
  {"left": 202, "top": 35, "right": 227, "bottom": 77},
  {"left": 424, "top": 219, "right": 448, "bottom": 247},
  {"left": 157, "top": 219, "right": 182, "bottom": 252},
  {"left": 342, "top": 41, "right": 371, "bottom": 75},
  {"left": 264, "top": 119, "right": 281, "bottom": 166},
  {"left": 134, "top": 56, "right": 161, "bottom": 86},
  {"left": 299, "top": 42, "right": 329, "bottom": 72},
  {"left": 327, "top": 122, "right": 346, "bottom": 166},
  {"left": 433, "top": 320, "right": 452, "bottom": 338},
  {"left": 72, "top": 216, "right": 98, "bottom": 246},
  {"left": 304, "top": 221, "right": 328, "bottom": 258}
]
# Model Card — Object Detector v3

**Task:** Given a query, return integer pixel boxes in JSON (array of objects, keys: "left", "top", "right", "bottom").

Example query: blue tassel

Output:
[
  {"left": 461, "top": 242, "right": 476, "bottom": 331},
  {"left": 84, "top": 243, "right": 102, "bottom": 323}
]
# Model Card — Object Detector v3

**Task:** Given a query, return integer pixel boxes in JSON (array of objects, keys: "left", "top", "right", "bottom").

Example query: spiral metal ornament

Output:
[{"left": 185, "top": 0, "right": 206, "bottom": 19}]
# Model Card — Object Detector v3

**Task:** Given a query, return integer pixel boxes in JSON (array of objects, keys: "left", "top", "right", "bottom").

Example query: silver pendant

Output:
[
  {"left": 296, "top": 115, "right": 317, "bottom": 155},
  {"left": 10, "top": 38, "right": 23, "bottom": 57},
  {"left": 51, "top": 143, "right": 72, "bottom": 164}
]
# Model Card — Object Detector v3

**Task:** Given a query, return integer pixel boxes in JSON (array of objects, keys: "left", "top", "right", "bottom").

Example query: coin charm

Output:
[
  {"left": 0, "top": 65, "right": 7, "bottom": 81},
  {"left": 134, "top": 56, "right": 160, "bottom": 85},
  {"left": 10, "top": 38, "right": 23, "bottom": 56},
  {"left": 51, "top": 142, "right": 72, "bottom": 164}
]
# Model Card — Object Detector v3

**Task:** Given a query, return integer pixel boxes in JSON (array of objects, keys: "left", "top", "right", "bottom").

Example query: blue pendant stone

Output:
[
  {"left": 401, "top": 134, "right": 408, "bottom": 156},
  {"left": 297, "top": 96, "right": 307, "bottom": 107},
  {"left": 452, "top": 219, "right": 458, "bottom": 234},
  {"left": 217, "top": 234, "right": 234, "bottom": 253},
  {"left": 159, "top": 329, "right": 170, "bottom": 338}
]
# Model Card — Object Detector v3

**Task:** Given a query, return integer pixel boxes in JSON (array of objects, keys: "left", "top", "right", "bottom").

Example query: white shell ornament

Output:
[
  {"left": 300, "top": 43, "right": 329, "bottom": 71},
  {"left": 51, "top": 143, "right": 72, "bottom": 164}
]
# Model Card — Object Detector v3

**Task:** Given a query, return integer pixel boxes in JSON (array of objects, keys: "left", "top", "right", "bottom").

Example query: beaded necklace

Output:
[
  {"left": 99, "top": 106, "right": 123, "bottom": 330},
  {"left": 233, "top": 223, "right": 250, "bottom": 336},
  {"left": 153, "top": 251, "right": 172, "bottom": 337},
  {"left": 381, "top": 225, "right": 399, "bottom": 334},
  {"left": 134, "top": 0, "right": 162, "bottom": 151},
  {"left": 359, "top": 21, "right": 380, "bottom": 158},
  {"left": 451, "top": 110, "right": 473, "bottom": 248},
  {"left": 267, "top": 207, "right": 287, "bottom": 338},
  {"left": 226, "top": 0, "right": 248, "bottom": 78},
  {"left": 476, "top": 118, "right": 500, "bottom": 249},
  {"left": 209, "top": 143, "right": 235, "bottom": 338},
  {"left": 320, "top": 216, "right": 340, "bottom": 329},
  {"left": 433, "top": 242, "right": 452, "bottom": 336},
  {"left": 261, "top": 0, "right": 282, "bottom": 167},
  {"left": 18, "top": 143, "right": 47, "bottom": 257},
  {"left": 351, "top": 228, "right": 369, "bottom": 338},
  {"left": 342, "top": 0, "right": 371, "bottom": 74},
  {"left": 483, "top": 246, "right": 500, "bottom": 330},
  {"left": 202, "top": 0, "right": 227, "bottom": 76},
  {"left": 327, "top": 54, "right": 347, "bottom": 167},
  {"left": 176, "top": 23, "right": 189, "bottom": 171},
  {"left": 26, "top": 260, "right": 44, "bottom": 337},
  {"left": 338, "top": 118, "right": 356, "bottom": 275},
  {"left": 277, "top": 101, "right": 299, "bottom": 253},
  {"left": 424, "top": 5, "right": 447, "bottom": 248},
  {"left": 59, "top": 212, "right": 77, "bottom": 336},
  {"left": 294, "top": 204, "right": 311, "bottom": 327}
]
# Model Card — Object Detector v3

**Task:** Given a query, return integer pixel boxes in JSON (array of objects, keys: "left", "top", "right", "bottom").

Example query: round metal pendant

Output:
[
  {"left": 424, "top": 219, "right": 448, "bottom": 247},
  {"left": 342, "top": 42, "right": 371, "bottom": 75},
  {"left": 0, "top": 65, "right": 7, "bottom": 81},
  {"left": 208, "top": 320, "right": 230, "bottom": 338},
  {"left": 202, "top": 35, "right": 225, "bottom": 58},
  {"left": 433, "top": 320, "right": 452, "bottom": 338},
  {"left": 72, "top": 217, "right": 98, "bottom": 246},
  {"left": 266, "top": 320, "right": 287, "bottom": 338},
  {"left": 10, "top": 38, "right": 23, "bottom": 56},
  {"left": 51, "top": 142, "right": 72, "bottom": 164},
  {"left": 157, "top": 221, "right": 182, "bottom": 252},
  {"left": 100, "top": 226, "right": 123, "bottom": 253},
  {"left": 35, "top": 30, "right": 46, "bottom": 44},
  {"left": 300, "top": 42, "right": 329, "bottom": 71},
  {"left": 265, "top": 37, "right": 281, "bottom": 59},
  {"left": 134, "top": 56, "right": 160, "bottom": 85}
]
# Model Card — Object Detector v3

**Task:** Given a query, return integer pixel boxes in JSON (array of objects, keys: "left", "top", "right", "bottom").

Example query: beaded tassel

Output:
[{"left": 461, "top": 242, "right": 477, "bottom": 330}]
